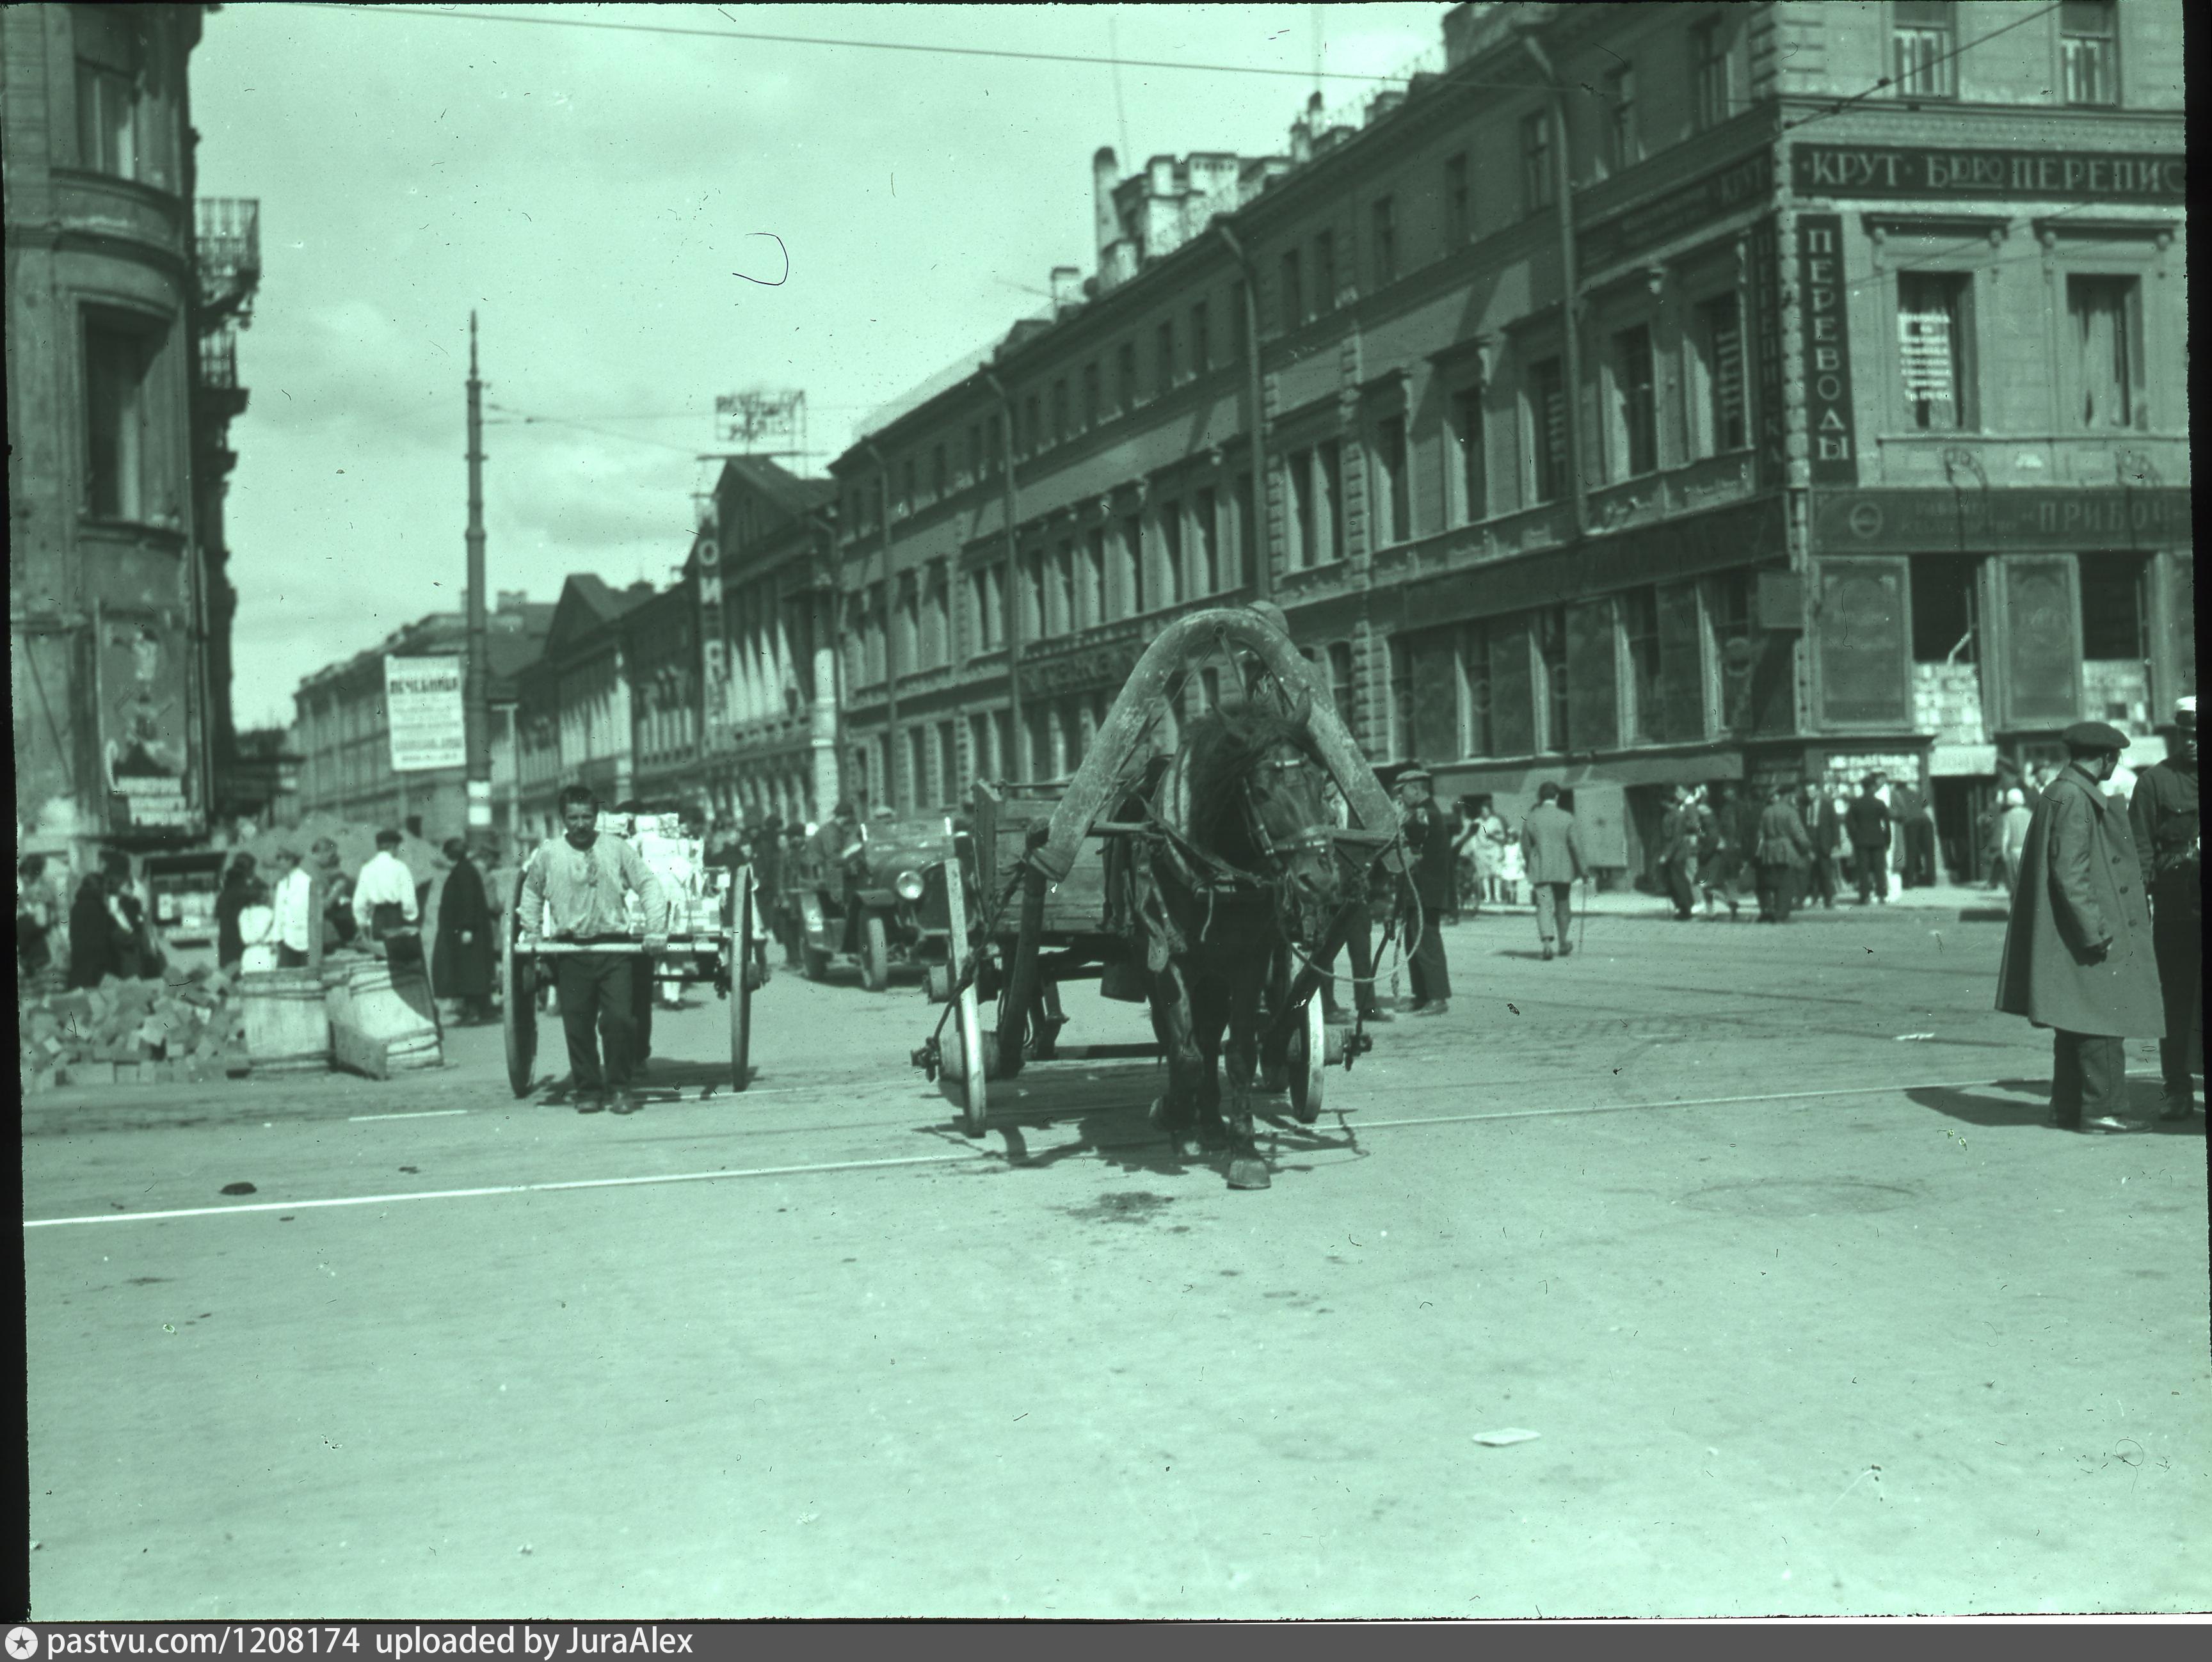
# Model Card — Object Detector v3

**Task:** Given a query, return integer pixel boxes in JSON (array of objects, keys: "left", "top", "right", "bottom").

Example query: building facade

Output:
[
  {"left": 512, "top": 576, "right": 655, "bottom": 837},
  {"left": 291, "top": 591, "right": 552, "bottom": 843},
  {"left": 6, "top": 3, "right": 259, "bottom": 854},
  {"left": 823, "top": 0, "right": 2188, "bottom": 883}
]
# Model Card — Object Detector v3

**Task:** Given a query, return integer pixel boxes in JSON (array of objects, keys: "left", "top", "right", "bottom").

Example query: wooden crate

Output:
[{"left": 970, "top": 782, "right": 1111, "bottom": 938}]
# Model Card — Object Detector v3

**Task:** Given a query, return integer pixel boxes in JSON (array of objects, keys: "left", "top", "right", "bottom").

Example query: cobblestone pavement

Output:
[{"left": 23, "top": 908, "right": 2208, "bottom": 1618}]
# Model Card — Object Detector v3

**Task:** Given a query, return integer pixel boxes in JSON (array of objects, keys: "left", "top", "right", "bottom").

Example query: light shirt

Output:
[
  {"left": 271, "top": 868, "right": 316, "bottom": 952},
  {"left": 238, "top": 904, "right": 278, "bottom": 973},
  {"left": 352, "top": 850, "right": 420, "bottom": 934},
  {"left": 516, "top": 833, "right": 666, "bottom": 939}
]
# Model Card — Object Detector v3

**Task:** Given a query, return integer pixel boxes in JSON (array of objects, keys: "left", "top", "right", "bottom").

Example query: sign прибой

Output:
[{"left": 385, "top": 654, "right": 466, "bottom": 772}]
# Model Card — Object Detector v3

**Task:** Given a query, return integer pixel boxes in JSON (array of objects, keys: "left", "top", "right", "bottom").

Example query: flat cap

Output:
[
  {"left": 2176, "top": 695, "right": 2196, "bottom": 727},
  {"left": 2060, "top": 720, "right": 2130, "bottom": 753},
  {"left": 1396, "top": 765, "right": 1432, "bottom": 784}
]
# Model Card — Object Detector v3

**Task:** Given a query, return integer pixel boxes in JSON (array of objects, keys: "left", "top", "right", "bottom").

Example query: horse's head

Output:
[{"left": 1184, "top": 699, "right": 1347, "bottom": 944}]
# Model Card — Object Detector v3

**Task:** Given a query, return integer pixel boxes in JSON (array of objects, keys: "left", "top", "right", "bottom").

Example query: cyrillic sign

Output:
[
  {"left": 385, "top": 655, "right": 467, "bottom": 772},
  {"left": 1791, "top": 145, "right": 2184, "bottom": 202}
]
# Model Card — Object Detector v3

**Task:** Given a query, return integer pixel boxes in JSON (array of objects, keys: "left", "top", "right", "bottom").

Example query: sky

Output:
[{"left": 193, "top": 1, "right": 1453, "bottom": 730}]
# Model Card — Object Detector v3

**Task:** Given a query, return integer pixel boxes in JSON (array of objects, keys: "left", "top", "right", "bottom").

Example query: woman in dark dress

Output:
[{"left": 431, "top": 838, "right": 495, "bottom": 1022}]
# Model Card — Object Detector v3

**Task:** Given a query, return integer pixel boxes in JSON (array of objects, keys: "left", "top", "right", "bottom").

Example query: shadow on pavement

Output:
[{"left": 1905, "top": 1074, "right": 2185, "bottom": 1130}]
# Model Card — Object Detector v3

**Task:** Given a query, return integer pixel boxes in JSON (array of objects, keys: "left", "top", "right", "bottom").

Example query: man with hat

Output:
[
  {"left": 1395, "top": 764, "right": 1455, "bottom": 1015},
  {"left": 1995, "top": 721, "right": 2165, "bottom": 1132},
  {"left": 2128, "top": 696, "right": 2200, "bottom": 1122}
]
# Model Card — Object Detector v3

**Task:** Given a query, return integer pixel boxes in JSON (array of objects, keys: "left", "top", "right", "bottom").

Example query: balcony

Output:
[
  {"left": 198, "top": 327, "right": 239, "bottom": 390},
  {"left": 195, "top": 198, "right": 261, "bottom": 328}
]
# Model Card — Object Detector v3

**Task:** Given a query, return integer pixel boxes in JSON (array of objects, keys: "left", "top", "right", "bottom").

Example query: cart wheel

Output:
[
  {"left": 502, "top": 937, "right": 536, "bottom": 1098},
  {"left": 862, "top": 912, "right": 891, "bottom": 992},
  {"left": 729, "top": 869, "right": 753, "bottom": 1092},
  {"left": 1288, "top": 995, "right": 1326, "bottom": 1124},
  {"left": 926, "top": 963, "right": 954, "bottom": 1003}
]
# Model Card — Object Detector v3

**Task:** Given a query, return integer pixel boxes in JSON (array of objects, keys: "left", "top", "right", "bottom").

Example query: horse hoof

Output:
[{"left": 1227, "top": 1158, "right": 1272, "bottom": 1190}]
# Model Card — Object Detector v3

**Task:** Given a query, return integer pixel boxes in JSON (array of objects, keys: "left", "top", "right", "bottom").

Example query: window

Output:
[
  {"left": 2069, "top": 275, "right": 2138, "bottom": 429},
  {"left": 1520, "top": 111, "right": 1553, "bottom": 214},
  {"left": 969, "top": 712, "right": 996, "bottom": 784},
  {"left": 894, "top": 573, "right": 920, "bottom": 673},
  {"left": 1692, "top": 15, "right": 1735, "bottom": 129},
  {"left": 970, "top": 565, "right": 1004, "bottom": 651},
  {"left": 1051, "top": 541, "right": 1075, "bottom": 637},
  {"left": 1023, "top": 393, "right": 1040, "bottom": 455},
  {"left": 1235, "top": 472, "right": 1256, "bottom": 591},
  {"left": 1444, "top": 152, "right": 1470, "bottom": 246},
  {"left": 1313, "top": 230, "right": 1336, "bottom": 311},
  {"left": 907, "top": 728, "right": 929, "bottom": 810},
  {"left": 1117, "top": 340, "right": 1138, "bottom": 412},
  {"left": 939, "top": 721, "right": 959, "bottom": 804},
  {"left": 1120, "top": 515, "right": 1146, "bottom": 616},
  {"left": 984, "top": 415, "right": 1001, "bottom": 475},
  {"left": 1910, "top": 555, "right": 1980, "bottom": 663},
  {"left": 1613, "top": 324, "right": 1658, "bottom": 478},
  {"left": 1692, "top": 294, "right": 1747, "bottom": 454},
  {"left": 1326, "top": 642, "right": 1357, "bottom": 733},
  {"left": 1892, "top": 1, "right": 1957, "bottom": 100},
  {"left": 1280, "top": 248, "right": 1304, "bottom": 332},
  {"left": 1388, "top": 637, "right": 1415, "bottom": 760},
  {"left": 1318, "top": 442, "right": 1345, "bottom": 564},
  {"left": 1084, "top": 527, "right": 1107, "bottom": 625},
  {"left": 1605, "top": 65, "right": 1639, "bottom": 173},
  {"left": 1372, "top": 196, "right": 1398, "bottom": 286},
  {"left": 1623, "top": 587, "right": 1664, "bottom": 743},
  {"left": 1460, "top": 623, "right": 1494, "bottom": 756},
  {"left": 2080, "top": 555, "right": 2147, "bottom": 660},
  {"left": 926, "top": 562, "right": 952, "bottom": 666},
  {"left": 1022, "top": 550, "right": 1046, "bottom": 642},
  {"left": 1529, "top": 356, "right": 1569, "bottom": 504},
  {"left": 1196, "top": 487, "right": 1221, "bottom": 594},
  {"left": 1191, "top": 300, "right": 1210, "bottom": 374},
  {"left": 1535, "top": 606, "right": 1569, "bottom": 753},
  {"left": 1452, "top": 385, "right": 1487, "bottom": 523},
  {"left": 932, "top": 444, "right": 947, "bottom": 498},
  {"left": 1159, "top": 502, "right": 1185, "bottom": 607},
  {"left": 83, "top": 317, "right": 150, "bottom": 520},
  {"left": 1082, "top": 361, "right": 1102, "bottom": 429},
  {"left": 900, "top": 458, "right": 917, "bottom": 513},
  {"left": 1374, "top": 415, "right": 1410, "bottom": 546},
  {"left": 1156, "top": 319, "right": 1176, "bottom": 394},
  {"left": 2062, "top": 0, "right": 2118, "bottom": 106},
  {"left": 966, "top": 424, "right": 982, "bottom": 481},
  {"left": 74, "top": 8, "right": 140, "bottom": 179},
  {"left": 1289, "top": 447, "right": 1317, "bottom": 569},
  {"left": 1050, "top": 380, "right": 1069, "bottom": 445},
  {"left": 1898, "top": 273, "right": 1971, "bottom": 431}
]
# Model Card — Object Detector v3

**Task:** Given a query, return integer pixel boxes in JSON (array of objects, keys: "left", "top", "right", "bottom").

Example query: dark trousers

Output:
[
  {"left": 555, "top": 949, "right": 637, "bottom": 1092},
  {"left": 1756, "top": 863, "right": 1800, "bottom": 922},
  {"left": 1902, "top": 820, "right": 1937, "bottom": 886},
  {"left": 277, "top": 945, "right": 309, "bottom": 969},
  {"left": 1320, "top": 905, "right": 1381, "bottom": 1020},
  {"left": 2151, "top": 882, "right": 2202, "bottom": 1105},
  {"left": 1852, "top": 843, "right": 1887, "bottom": 903},
  {"left": 1407, "top": 906, "right": 1451, "bottom": 1005},
  {"left": 1664, "top": 856, "right": 1695, "bottom": 920},
  {"left": 1806, "top": 853, "right": 1838, "bottom": 908},
  {"left": 2050, "top": 1030, "right": 2127, "bottom": 1124},
  {"left": 1533, "top": 881, "right": 1573, "bottom": 948}
]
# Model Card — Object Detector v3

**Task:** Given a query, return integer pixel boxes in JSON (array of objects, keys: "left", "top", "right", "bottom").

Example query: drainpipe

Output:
[
  {"left": 861, "top": 440, "right": 899, "bottom": 811},
  {"left": 981, "top": 369, "right": 1025, "bottom": 781},
  {"left": 1520, "top": 30, "right": 1589, "bottom": 540},
  {"left": 1214, "top": 223, "right": 1272, "bottom": 602}
]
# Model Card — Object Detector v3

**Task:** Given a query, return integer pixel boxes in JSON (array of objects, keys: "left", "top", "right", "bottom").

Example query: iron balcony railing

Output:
[
  {"left": 198, "top": 327, "right": 239, "bottom": 390},
  {"left": 195, "top": 197, "right": 262, "bottom": 324}
]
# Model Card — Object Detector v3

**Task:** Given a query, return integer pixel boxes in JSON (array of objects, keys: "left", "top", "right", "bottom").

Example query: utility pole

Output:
[{"left": 464, "top": 312, "right": 492, "bottom": 835}]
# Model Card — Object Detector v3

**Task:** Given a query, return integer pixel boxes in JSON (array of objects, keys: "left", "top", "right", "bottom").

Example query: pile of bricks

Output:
[{"left": 19, "top": 967, "right": 252, "bottom": 1093}]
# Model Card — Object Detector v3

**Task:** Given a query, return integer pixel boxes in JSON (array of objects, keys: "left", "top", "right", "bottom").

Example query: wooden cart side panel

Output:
[{"left": 971, "top": 783, "right": 1105, "bottom": 934}]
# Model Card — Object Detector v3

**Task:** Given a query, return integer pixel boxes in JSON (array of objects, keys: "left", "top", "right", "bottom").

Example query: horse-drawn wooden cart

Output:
[
  {"left": 502, "top": 812, "right": 765, "bottom": 1095},
  {"left": 915, "top": 607, "right": 1412, "bottom": 1156}
]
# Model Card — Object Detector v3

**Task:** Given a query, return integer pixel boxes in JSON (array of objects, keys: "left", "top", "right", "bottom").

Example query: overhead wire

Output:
[{"left": 1781, "top": 2, "right": 2064, "bottom": 135}]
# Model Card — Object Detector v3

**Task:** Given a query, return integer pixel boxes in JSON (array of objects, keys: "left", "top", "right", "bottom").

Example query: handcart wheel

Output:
[
  {"left": 728, "top": 865, "right": 754, "bottom": 1092},
  {"left": 1288, "top": 995, "right": 1326, "bottom": 1124},
  {"left": 934, "top": 854, "right": 991, "bottom": 1135},
  {"left": 502, "top": 931, "right": 536, "bottom": 1098}
]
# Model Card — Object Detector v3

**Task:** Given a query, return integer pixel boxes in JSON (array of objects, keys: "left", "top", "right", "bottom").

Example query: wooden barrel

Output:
[
  {"left": 237, "top": 970, "right": 332, "bottom": 1074},
  {"left": 344, "top": 961, "right": 442, "bottom": 1071}
]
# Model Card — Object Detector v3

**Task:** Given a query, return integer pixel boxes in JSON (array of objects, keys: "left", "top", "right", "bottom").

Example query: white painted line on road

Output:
[
  {"left": 347, "top": 1108, "right": 470, "bottom": 1123},
  {"left": 22, "top": 1149, "right": 988, "bottom": 1229}
]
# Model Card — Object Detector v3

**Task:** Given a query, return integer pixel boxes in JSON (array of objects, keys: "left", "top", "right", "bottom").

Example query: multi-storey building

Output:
[
  {"left": 291, "top": 591, "right": 552, "bottom": 840},
  {"left": 6, "top": 3, "right": 259, "bottom": 854},
  {"left": 512, "top": 576, "right": 656, "bottom": 836},
  {"left": 825, "top": 0, "right": 2188, "bottom": 884}
]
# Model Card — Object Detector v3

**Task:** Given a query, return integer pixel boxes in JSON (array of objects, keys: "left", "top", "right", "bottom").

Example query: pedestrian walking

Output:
[
  {"left": 1519, "top": 783, "right": 1587, "bottom": 961},
  {"left": 1397, "top": 765, "right": 1453, "bottom": 1016},
  {"left": 1656, "top": 785, "right": 1699, "bottom": 920},
  {"left": 1894, "top": 778, "right": 1937, "bottom": 887},
  {"left": 1754, "top": 788, "right": 1815, "bottom": 922},
  {"left": 269, "top": 847, "right": 316, "bottom": 968},
  {"left": 432, "top": 837, "right": 497, "bottom": 1024},
  {"left": 1994, "top": 722, "right": 2165, "bottom": 1133},
  {"left": 1802, "top": 782, "right": 1840, "bottom": 908},
  {"left": 214, "top": 852, "right": 257, "bottom": 971},
  {"left": 1475, "top": 803, "right": 1511, "bottom": 904},
  {"left": 1845, "top": 776, "right": 1893, "bottom": 905},
  {"left": 67, "top": 852, "right": 140, "bottom": 988},
  {"left": 1692, "top": 785, "right": 1733, "bottom": 918},
  {"left": 1994, "top": 788, "right": 2032, "bottom": 893},
  {"left": 2126, "top": 696, "right": 2200, "bottom": 1122},
  {"left": 517, "top": 783, "right": 669, "bottom": 1113},
  {"left": 1452, "top": 797, "right": 1491, "bottom": 918}
]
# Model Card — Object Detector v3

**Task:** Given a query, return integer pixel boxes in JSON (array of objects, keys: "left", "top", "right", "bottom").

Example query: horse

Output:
[{"left": 1125, "top": 697, "right": 1360, "bottom": 1190}]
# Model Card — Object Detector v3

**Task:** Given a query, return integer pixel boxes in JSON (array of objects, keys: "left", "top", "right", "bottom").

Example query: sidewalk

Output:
[{"left": 1441, "top": 879, "right": 2010, "bottom": 925}]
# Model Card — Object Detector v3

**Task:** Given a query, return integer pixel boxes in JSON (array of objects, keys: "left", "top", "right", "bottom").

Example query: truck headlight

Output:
[{"left": 895, "top": 870, "right": 924, "bottom": 901}]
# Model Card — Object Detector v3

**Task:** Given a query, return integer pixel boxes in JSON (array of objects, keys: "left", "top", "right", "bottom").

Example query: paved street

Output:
[{"left": 24, "top": 906, "right": 2208, "bottom": 1618}]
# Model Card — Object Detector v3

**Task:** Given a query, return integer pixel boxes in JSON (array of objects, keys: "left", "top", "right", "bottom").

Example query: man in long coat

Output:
[
  {"left": 1519, "top": 782, "right": 1587, "bottom": 961},
  {"left": 1754, "top": 788, "right": 1815, "bottom": 922},
  {"left": 1995, "top": 722, "right": 2165, "bottom": 1133},
  {"left": 1656, "top": 786, "right": 1697, "bottom": 920},
  {"left": 1397, "top": 766, "right": 1454, "bottom": 1016},
  {"left": 433, "top": 838, "right": 496, "bottom": 1023},
  {"left": 1845, "top": 775, "right": 1892, "bottom": 905},
  {"left": 2127, "top": 696, "right": 2199, "bottom": 1122}
]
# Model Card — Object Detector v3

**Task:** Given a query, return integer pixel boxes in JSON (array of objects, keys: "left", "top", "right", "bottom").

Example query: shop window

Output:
[
  {"left": 84, "top": 316, "right": 154, "bottom": 521},
  {"left": 1535, "top": 606, "right": 1569, "bottom": 753},
  {"left": 1529, "top": 357, "right": 1569, "bottom": 504},
  {"left": 1327, "top": 641, "right": 1357, "bottom": 733},
  {"left": 1279, "top": 248, "right": 1304, "bottom": 332},
  {"left": 1374, "top": 415, "right": 1410, "bottom": 546},
  {"left": 1893, "top": 1, "right": 1958, "bottom": 99},
  {"left": 2062, "top": 0, "right": 2118, "bottom": 106},
  {"left": 2079, "top": 557, "right": 2146, "bottom": 660},
  {"left": 1692, "top": 15, "right": 1735, "bottom": 129},
  {"left": 1520, "top": 111, "right": 1553, "bottom": 214},
  {"left": 1910, "top": 556, "right": 1979, "bottom": 662},
  {"left": 1605, "top": 65, "right": 1639, "bottom": 173},
  {"left": 1692, "top": 294, "right": 1747, "bottom": 455},
  {"left": 1452, "top": 385, "right": 1487, "bottom": 523},
  {"left": 1898, "top": 273, "right": 1972, "bottom": 431},
  {"left": 1612, "top": 324, "right": 1658, "bottom": 478},
  {"left": 1444, "top": 152, "right": 1470, "bottom": 246},
  {"left": 74, "top": 6, "right": 140, "bottom": 179},
  {"left": 2069, "top": 275, "right": 2138, "bottom": 429},
  {"left": 1372, "top": 196, "right": 1399, "bottom": 286}
]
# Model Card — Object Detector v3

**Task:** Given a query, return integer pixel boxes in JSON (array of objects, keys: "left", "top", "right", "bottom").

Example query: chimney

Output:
[
  {"left": 1092, "top": 147, "right": 1120, "bottom": 258},
  {"left": 1050, "top": 265, "right": 1082, "bottom": 314}
]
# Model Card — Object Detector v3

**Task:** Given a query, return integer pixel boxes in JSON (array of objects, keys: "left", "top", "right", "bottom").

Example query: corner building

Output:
[{"left": 826, "top": 0, "right": 2186, "bottom": 883}]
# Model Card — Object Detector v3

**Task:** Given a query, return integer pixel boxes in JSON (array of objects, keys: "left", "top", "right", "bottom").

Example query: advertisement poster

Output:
[
  {"left": 385, "top": 654, "right": 467, "bottom": 771},
  {"left": 102, "top": 615, "right": 197, "bottom": 833}
]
